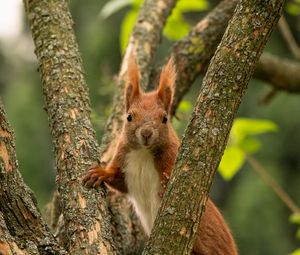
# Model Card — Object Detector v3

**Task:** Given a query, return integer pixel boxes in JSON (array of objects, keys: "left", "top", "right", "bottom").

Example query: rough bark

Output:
[
  {"left": 0, "top": 100, "right": 66, "bottom": 255},
  {"left": 255, "top": 53, "right": 300, "bottom": 92},
  {"left": 2, "top": 0, "right": 291, "bottom": 254},
  {"left": 171, "top": 0, "right": 238, "bottom": 114},
  {"left": 170, "top": 1, "right": 299, "bottom": 115},
  {"left": 23, "top": 0, "right": 116, "bottom": 254},
  {"left": 143, "top": 0, "right": 285, "bottom": 254},
  {"left": 107, "top": 193, "right": 146, "bottom": 255}
]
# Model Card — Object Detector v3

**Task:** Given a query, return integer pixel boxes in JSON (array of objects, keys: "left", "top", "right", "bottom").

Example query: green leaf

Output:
[
  {"left": 120, "top": 9, "right": 138, "bottom": 53},
  {"left": 132, "top": 0, "right": 143, "bottom": 6},
  {"left": 218, "top": 118, "right": 278, "bottom": 181},
  {"left": 239, "top": 137, "right": 261, "bottom": 153},
  {"left": 290, "top": 248, "right": 300, "bottom": 255},
  {"left": 176, "top": 0, "right": 209, "bottom": 12},
  {"left": 164, "top": 0, "right": 208, "bottom": 40},
  {"left": 164, "top": 10, "right": 190, "bottom": 40},
  {"left": 290, "top": 213, "right": 300, "bottom": 225},
  {"left": 100, "top": 0, "right": 132, "bottom": 19},
  {"left": 289, "top": 214, "right": 300, "bottom": 241},
  {"left": 231, "top": 118, "right": 278, "bottom": 144},
  {"left": 178, "top": 100, "right": 192, "bottom": 113},
  {"left": 219, "top": 146, "right": 245, "bottom": 180}
]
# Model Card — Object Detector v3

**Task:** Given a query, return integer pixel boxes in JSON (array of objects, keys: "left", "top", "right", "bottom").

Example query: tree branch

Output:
[
  {"left": 246, "top": 154, "right": 300, "bottom": 215},
  {"left": 170, "top": 1, "right": 299, "bottom": 116},
  {"left": 0, "top": 100, "right": 66, "bottom": 255},
  {"left": 143, "top": 0, "right": 285, "bottom": 254},
  {"left": 278, "top": 16, "right": 300, "bottom": 60},
  {"left": 255, "top": 53, "right": 300, "bottom": 92},
  {"left": 23, "top": 0, "right": 116, "bottom": 253},
  {"left": 171, "top": 0, "right": 238, "bottom": 114}
]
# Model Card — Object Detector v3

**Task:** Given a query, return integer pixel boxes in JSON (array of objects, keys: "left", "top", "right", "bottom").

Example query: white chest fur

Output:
[{"left": 124, "top": 149, "right": 161, "bottom": 235}]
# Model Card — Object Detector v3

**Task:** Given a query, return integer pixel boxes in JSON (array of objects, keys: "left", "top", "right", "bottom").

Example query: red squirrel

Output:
[{"left": 83, "top": 57, "right": 238, "bottom": 255}]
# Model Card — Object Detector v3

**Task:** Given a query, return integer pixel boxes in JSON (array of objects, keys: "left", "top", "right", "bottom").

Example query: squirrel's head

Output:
[{"left": 124, "top": 57, "right": 176, "bottom": 150}]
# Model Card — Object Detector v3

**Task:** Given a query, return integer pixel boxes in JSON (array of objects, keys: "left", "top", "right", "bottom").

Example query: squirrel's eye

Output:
[
  {"left": 162, "top": 115, "right": 168, "bottom": 124},
  {"left": 127, "top": 113, "right": 132, "bottom": 122}
]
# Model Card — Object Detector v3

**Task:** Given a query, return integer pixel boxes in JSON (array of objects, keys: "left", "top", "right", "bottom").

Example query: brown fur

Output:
[
  {"left": 158, "top": 57, "right": 176, "bottom": 112},
  {"left": 83, "top": 57, "right": 238, "bottom": 254}
]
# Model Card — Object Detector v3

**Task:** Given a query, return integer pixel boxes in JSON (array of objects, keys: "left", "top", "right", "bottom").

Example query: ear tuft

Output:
[
  {"left": 158, "top": 57, "right": 177, "bottom": 112},
  {"left": 127, "top": 54, "right": 140, "bottom": 90},
  {"left": 125, "top": 55, "right": 140, "bottom": 112}
]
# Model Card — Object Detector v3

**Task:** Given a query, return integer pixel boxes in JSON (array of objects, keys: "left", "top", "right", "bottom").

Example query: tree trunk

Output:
[
  {"left": 0, "top": 100, "right": 66, "bottom": 255},
  {"left": 171, "top": 0, "right": 238, "bottom": 114},
  {"left": 23, "top": 0, "right": 116, "bottom": 254},
  {"left": 143, "top": 0, "right": 285, "bottom": 254},
  {"left": 0, "top": 0, "right": 292, "bottom": 254}
]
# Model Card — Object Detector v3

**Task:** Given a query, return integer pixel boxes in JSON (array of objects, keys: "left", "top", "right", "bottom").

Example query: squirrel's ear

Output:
[
  {"left": 125, "top": 56, "right": 140, "bottom": 112},
  {"left": 158, "top": 57, "right": 176, "bottom": 112}
]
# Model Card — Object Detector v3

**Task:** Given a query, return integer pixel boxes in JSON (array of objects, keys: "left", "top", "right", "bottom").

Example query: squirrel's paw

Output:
[{"left": 82, "top": 166, "right": 107, "bottom": 188}]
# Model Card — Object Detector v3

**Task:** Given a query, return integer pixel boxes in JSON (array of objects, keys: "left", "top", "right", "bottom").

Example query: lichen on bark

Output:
[
  {"left": 171, "top": 0, "right": 238, "bottom": 114},
  {"left": 143, "top": 0, "right": 285, "bottom": 254},
  {"left": 24, "top": 0, "right": 116, "bottom": 254},
  {"left": 1, "top": 0, "right": 290, "bottom": 254}
]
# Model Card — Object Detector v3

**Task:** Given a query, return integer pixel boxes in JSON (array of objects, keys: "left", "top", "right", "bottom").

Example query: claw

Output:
[
  {"left": 84, "top": 178, "right": 96, "bottom": 188},
  {"left": 82, "top": 165, "right": 106, "bottom": 188},
  {"left": 93, "top": 178, "right": 102, "bottom": 188}
]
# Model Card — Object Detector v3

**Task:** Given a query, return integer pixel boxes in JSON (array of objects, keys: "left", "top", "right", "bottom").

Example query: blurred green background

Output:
[{"left": 0, "top": 0, "right": 299, "bottom": 254}]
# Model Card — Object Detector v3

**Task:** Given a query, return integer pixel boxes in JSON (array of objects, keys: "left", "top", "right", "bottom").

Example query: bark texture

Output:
[
  {"left": 0, "top": 101, "right": 66, "bottom": 255},
  {"left": 169, "top": 1, "right": 299, "bottom": 114},
  {"left": 1, "top": 0, "right": 291, "bottom": 254},
  {"left": 24, "top": 0, "right": 116, "bottom": 254},
  {"left": 171, "top": 0, "right": 238, "bottom": 114},
  {"left": 143, "top": 0, "right": 285, "bottom": 254}
]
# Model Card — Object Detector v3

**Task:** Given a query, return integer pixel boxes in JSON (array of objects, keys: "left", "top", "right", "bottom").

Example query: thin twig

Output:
[
  {"left": 278, "top": 16, "right": 300, "bottom": 60},
  {"left": 246, "top": 153, "right": 300, "bottom": 215}
]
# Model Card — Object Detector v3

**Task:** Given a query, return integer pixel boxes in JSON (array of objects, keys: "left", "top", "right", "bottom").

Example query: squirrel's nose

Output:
[{"left": 141, "top": 128, "right": 153, "bottom": 140}]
